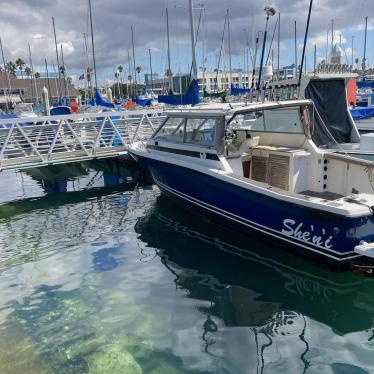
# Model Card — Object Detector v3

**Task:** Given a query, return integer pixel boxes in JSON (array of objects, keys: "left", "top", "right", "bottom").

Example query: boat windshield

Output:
[
  {"left": 230, "top": 106, "right": 304, "bottom": 134},
  {"left": 152, "top": 116, "right": 224, "bottom": 150}
]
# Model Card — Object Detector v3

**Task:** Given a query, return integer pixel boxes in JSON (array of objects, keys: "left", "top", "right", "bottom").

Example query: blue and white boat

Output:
[{"left": 129, "top": 99, "right": 374, "bottom": 268}]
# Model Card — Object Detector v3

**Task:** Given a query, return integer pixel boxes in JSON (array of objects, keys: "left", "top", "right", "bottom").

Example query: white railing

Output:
[{"left": 0, "top": 109, "right": 165, "bottom": 170}]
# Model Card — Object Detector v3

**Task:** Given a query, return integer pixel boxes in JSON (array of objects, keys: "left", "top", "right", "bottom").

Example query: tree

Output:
[
  {"left": 5, "top": 61, "right": 16, "bottom": 76},
  {"left": 34, "top": 72, "right": 40, "bottom": 79},
  {"left": 15, "top": 58, "right": 26, "bottom": 79},
  {"left": 165, "top": 68, "right": 173, "bottom": 77},
  {"left": 135, "top": 66, "right": 141, "bottom": 74},
  {"left": 24, "top": 66, "right": 32, "bottom": 77}
]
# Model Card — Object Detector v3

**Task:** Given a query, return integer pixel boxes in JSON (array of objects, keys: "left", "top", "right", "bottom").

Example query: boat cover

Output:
[
  {"left": 50, "top": 106, "right": 71, "bottom": 116},
  {"left": 305, "top": 79, "right": 352, "bottom": 146},
  {"left": 357, "top": 81, "right": 374, "bottom": 89},
  {"left": 94, "top": 89, "right": 115, "bottom": 108},
  {"left": 158, "top": 79, "right": 200, "bottom": 106},
  {"left": 135, "top": 97, "right": 152, "bottom": 106},
  {"left": 231, "top": 85, "right": 250, "bottom": 95},
  {"left": 350, "top": 106, "right": 374, "bottom": 121}
]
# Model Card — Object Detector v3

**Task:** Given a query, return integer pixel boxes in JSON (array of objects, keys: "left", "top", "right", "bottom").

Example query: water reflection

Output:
[{"left": 135, "top": 195, "right": 374, "bottom": 373}]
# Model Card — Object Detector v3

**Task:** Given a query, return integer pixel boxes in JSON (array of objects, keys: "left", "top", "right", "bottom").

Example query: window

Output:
[
  {"left": 184, "top": 118, "right": 216, "bottom": 146},
  {"left": 231, "top": 107, "right": 303, "bottom": 134},
  {"left": 153, "top": 117, "right": 185, "bottom": 143},
  {"left": 263, "top": 108, "right": 303, "bottom": 133}
]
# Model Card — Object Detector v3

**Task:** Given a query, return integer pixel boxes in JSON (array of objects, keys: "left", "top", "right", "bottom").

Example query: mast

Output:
[
  {"left": 227, "top": 8, "right": 232, "bottom": 88},
  {"left": 277, "top": 12, "right": 280, "bottom": 79},
  {"left": 127, "top": 49, "right": 132, "bottom": 98},
  {"left": 60, "top": 44, "right": 67, "bottom": 98},
  {"left": 331, "top": 19, "right": 334, "bottom": 54},
  {"left": 52, "top": 16, "right": 61, "bottom": 100},
  {"left": 249, "top": 33, "right": 259, "bottom": 102},
  {"left": 298, "top": 0, "right": 313, "bottom": 97},
  {"left": 148, "top": 48, "right": 153, "bottom": 91},
  {"left": 0, "top": 38, "right": 11, "bottom": 111},
  {"left": 28, "top": 43, "right": 38, "bottom": 103},
  {"left": 131, "top": 26, "right": 137, "bottom": 94},
  {"left": 363, "top": 16, "right": 368, "bottom": 80},
  {"left": 313, "top": 44, "right": 317, "bottom": 74},
  {"left": 44, "top": 58, "right": 52, "bottom": 104},
  {"left": 88, "top": 0, "right": 98, "bottom": 90},
  {"left": 351, "top": 35, "right": 354, "bottom": 68},
  {"left": 188, "top": 0, "right": 197, "bottom": 80},
  {"left": 294, "top": 20, "right": 297, "bottom": 78},
  {"left": 83, "top": 32, "right": 93, "bottom": 100},
  {"left": 166, "top": 8, "right": 173, "bottom": 92}
]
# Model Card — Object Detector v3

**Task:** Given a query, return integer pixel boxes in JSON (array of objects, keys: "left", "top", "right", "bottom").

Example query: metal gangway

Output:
[{"left": 0, "top": 109, "right": 165, "bottom": 171}]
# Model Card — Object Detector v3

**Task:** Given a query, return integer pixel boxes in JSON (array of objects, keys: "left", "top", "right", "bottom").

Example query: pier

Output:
[{"left": 0, "top": 109, "right": 164, "bottom": 171}]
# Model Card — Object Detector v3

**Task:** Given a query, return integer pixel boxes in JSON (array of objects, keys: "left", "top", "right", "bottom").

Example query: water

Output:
[{"left": 0, "top": 160, "right": 374, "bottom": 374}]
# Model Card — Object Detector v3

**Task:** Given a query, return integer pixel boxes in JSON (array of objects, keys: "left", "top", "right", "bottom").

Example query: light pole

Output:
[{"left": 256, "top": 5, "right": 276, "bottom": 99}]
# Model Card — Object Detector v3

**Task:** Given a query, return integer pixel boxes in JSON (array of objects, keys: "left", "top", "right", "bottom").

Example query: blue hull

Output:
[{"left": 136, "top": 155, "right": 374, "bottom": 267}]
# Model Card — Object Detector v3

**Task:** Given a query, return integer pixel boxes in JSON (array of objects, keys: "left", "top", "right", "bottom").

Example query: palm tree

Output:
[
  {"left": 5, "top": 61, "right": 16, "bottom": 76},
  {"left": 15, "top": 58, "right": 26, "bottom": 79},
  {"left": 24, "top": 66, "right": 32, "bottom": 77}
]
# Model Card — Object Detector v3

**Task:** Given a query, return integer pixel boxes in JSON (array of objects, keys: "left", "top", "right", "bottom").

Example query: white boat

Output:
[{"left": 129, "top": 99, "right": 374, "bottom": 268}]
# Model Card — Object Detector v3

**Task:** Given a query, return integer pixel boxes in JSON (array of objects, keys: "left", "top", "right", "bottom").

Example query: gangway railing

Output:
[{"left": 0, "top": 109, "right": 165, "bottom": 171}]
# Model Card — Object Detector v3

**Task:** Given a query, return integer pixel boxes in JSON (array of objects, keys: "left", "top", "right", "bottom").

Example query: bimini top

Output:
[{"left": 164, "top": 99, "right": 313, "bottom": 118}]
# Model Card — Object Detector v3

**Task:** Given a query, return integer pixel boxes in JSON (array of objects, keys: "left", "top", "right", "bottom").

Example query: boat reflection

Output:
[{"left": 135, "top": 195, "right": 374, "bottom": 335}]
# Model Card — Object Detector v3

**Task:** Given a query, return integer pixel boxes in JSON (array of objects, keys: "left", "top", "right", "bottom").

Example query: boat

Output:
[{"left": 129, "top": 99, "right": 374, "bottom": 268}]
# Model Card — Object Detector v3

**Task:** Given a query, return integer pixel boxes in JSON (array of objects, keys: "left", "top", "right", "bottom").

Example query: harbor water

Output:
[{"left": 0, "top": 160, "right": 374, "bottom": 374}]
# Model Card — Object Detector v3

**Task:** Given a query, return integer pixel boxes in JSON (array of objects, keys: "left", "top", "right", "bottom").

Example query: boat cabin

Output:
[{"left": 148, "top": 100, "right": 374, "bottom": 210}]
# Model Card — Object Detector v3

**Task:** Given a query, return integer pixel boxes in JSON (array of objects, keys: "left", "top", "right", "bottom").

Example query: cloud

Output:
[{"left": 0, "top": 0, "right": 372, "bottom": 80}]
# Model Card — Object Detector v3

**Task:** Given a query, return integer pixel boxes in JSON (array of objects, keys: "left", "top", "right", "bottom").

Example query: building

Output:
[
  {"left": 147, "top": 70, "right": 254, "bottom": 94},
  {"left": 0, "top": 71, "right": 80, "bottom": 108}
]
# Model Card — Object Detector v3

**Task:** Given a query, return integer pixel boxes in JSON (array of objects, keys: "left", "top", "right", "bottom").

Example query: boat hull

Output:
[{"left": 134, "top": 153, "right": 374, "bottom": 267}]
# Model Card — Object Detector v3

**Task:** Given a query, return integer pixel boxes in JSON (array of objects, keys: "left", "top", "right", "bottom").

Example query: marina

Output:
[{"left": 1, "top": 0, "right": 374, "bottom": 373}]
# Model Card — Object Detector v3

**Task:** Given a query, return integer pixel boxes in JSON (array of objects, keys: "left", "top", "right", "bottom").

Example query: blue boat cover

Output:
[
  {"left": 350, "top": 106, "right": 374, "bottom": 120},
  {"left": 357, "top": 81, "right": 374, "bottom": 89},
  {"left": 135, "top": 97, "right": 152, "bottom": 106},
  {"left": 231, "top": 85, "right": 251, "bottom": 95},
  {"left": 51, "top": 106, "right": 71, "bottom": 116},
  {"left": 95, "top": 89, "right": 115, "bottom": 108},
  {"left": 158, "top": 79, "right": 200, "bottom": 106}
]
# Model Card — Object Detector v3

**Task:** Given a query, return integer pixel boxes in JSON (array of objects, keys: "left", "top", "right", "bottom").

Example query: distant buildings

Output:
[{"left": 0, "top": 71, "right": 79, "bottom": 107}]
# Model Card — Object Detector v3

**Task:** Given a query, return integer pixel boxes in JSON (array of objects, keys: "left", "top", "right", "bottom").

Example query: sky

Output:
[{"left": 0, "top": 0, "right": 372, "bottom": 86}]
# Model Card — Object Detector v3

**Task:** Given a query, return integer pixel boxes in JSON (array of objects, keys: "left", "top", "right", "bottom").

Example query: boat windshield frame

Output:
[{"left": 226, "top": 103, "right": 313, "bottom": 138}]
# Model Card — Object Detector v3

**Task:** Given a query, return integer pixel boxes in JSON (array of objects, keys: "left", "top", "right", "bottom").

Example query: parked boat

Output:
[{"left": 129, "top": 99, "right": 374, "bottom": 268}]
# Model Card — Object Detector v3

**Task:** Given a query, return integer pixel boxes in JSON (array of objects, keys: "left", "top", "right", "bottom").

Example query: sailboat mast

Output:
[
  {"left": 0, "top": 38, "right": 11, "bottom": 111},
  {"left": 149, "top": 48, "right": 154, "bottom": 91},
  {"left": 52, "top": 16, "right": 61, "bottom": 100},
  {"left": 131, "top": 26, "right": 137, "bottom": 94},
  {"left": 44, "top": 59, "right": 52, "bottom": 104},
  {"left": 166, "top": 8, "right": 173, "bottom": 92},
  {"left": 188, "top": 0, "right": 198, "bottom": 80},
  {"left": 88, "top": 0, "right": 98, "bottom": 90},
  {"left": 294, "top": 20, "right": 297, "bottom": 78},
  {"left": 28, "top": 43, "right": 38, "bottom": 103},
  {"left": 363, "top": 16, "right": 368, "bottom": 80},
  {"left": 60, "top": 45, "right": 67, "bottom": 98},
  {"left": 227, "top": 8, "right": 232, "bottom": 88},
  {"left": 277, "top": 12, "right": 280, "bottom": 79}
]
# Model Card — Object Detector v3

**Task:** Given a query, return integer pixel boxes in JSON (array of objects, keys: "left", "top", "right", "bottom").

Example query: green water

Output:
[{"left": 0, "top": 160, "right": 374, "bottom": 373}]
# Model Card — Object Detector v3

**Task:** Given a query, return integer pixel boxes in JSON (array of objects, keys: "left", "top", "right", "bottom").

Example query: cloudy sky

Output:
[{"left": 0, "top": 0, "right": 372, "bottom": 85}]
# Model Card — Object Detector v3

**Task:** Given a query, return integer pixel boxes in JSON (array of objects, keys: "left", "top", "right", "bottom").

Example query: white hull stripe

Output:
[{"left": 155, "top": 178, "right": 359, "bottom": 262}]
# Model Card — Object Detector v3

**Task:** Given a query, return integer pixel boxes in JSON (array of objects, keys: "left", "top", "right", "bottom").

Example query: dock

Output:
[{"left": 0, "top": 109, "right": 165, "bottom": 171}]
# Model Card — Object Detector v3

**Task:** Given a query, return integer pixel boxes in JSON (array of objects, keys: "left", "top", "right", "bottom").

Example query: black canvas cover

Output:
[{"left": 305, "top": 79, "right": 352, "bottom": 147}]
